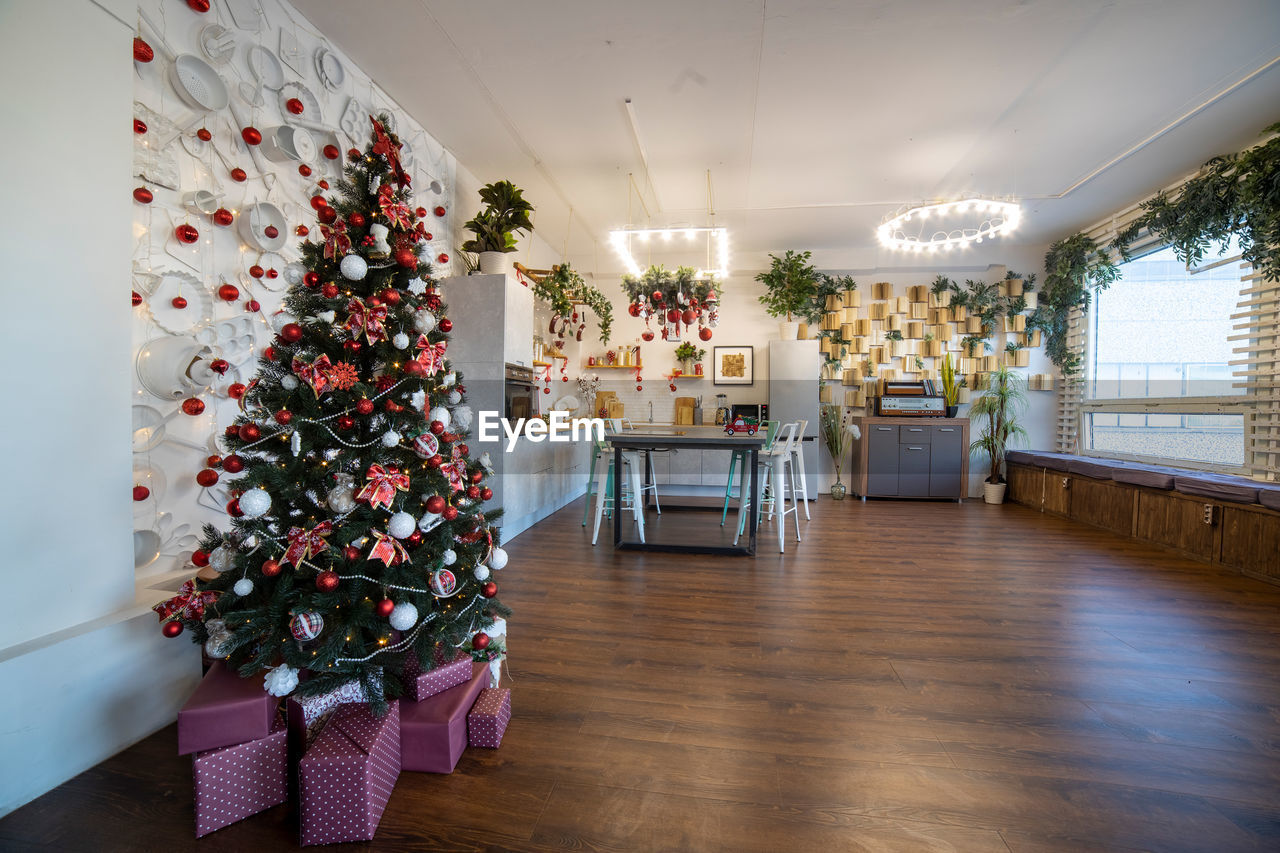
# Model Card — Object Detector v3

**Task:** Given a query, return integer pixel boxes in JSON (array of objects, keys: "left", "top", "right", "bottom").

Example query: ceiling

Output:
[{"left": 295, "top": 0, "right": 1280, "bottom": 275}]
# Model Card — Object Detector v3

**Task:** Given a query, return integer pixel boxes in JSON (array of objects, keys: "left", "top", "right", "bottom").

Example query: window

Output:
[{"left": 1082, "top": 243, "right": 1247, "bottom": 470}]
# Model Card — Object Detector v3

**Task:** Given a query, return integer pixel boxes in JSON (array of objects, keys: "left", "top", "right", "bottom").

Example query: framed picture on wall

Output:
[{"left": 713, "top": 346, "right": 754, "bottom": 385}]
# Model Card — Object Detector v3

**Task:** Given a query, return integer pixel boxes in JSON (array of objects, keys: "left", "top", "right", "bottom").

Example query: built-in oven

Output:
[{"left": 504, "top": 363, "right": 536, "bottom": 420}]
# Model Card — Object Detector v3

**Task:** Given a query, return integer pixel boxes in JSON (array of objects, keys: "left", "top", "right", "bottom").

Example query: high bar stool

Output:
[
  {"left": 734, "top": 421, "right": 802, "bottom": 553},
  {"left": 720, "top": 420, "right": 778, "bottom": 526},
  {"left": 791, "top": 418, "right": 811, "bottom": 520},
  {"left": 589, "top": 435, "right": 646, "bottom": 546}
]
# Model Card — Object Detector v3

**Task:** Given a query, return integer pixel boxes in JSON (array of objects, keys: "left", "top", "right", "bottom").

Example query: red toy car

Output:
[{"left": 724, "top": 416, "right": 759, "bottom": 435}]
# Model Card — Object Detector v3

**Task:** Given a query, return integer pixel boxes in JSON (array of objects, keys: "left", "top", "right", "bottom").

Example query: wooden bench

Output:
[{"left": 1005, "top": 450, "right": 1280, "bottom": 586}]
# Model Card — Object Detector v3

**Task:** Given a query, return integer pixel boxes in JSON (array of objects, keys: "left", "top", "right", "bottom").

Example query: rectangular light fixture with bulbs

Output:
[{"left": 608, "top": 226, "right": 730, "bottom": 280}]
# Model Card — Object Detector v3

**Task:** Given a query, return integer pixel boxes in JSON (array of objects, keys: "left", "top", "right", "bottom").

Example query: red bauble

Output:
[
  {"left": 471, "top": 470, "right": 483, "bottom": 484},
  {"left": 636, "top": 385, "right": 643, "bottom": 391},
  {"left": 162, "top": 621, "right": 184, "bottom": 638},
  {"left": 187, "top": 0, "right": 211, "bottom": 11},
  {"left": 472, "top": 632, "right": 491, "bottom": 650},
  {"left": 434, "top": 206, "right": 446, "bottom": 217},
  {"left": 342, "top": 545, "right": 361, "bottom": 562},
  {"left": 481, "top": 582, "right": 498, "bottom": 598},
  {"left": 241, "top": 126, "right": 262, "bottom": 146},
  {"left": 280, "top": 323, "right": 303, "bottom": 343},
  {"left": 310, "top": 195, "right": 327, "bottom": 211},
  {"left": 467, "top": 485, "right": 480, "bottom": 500},
  {"left": 407, "top": 530, "right": 423, "bottom": 546},
  {"left": 438, "top": 318, "right": 453, "bottom": 333},
  {"left": 323, "top": 144, "right": 340, "bottom": 160},
  {"left": 429, "top": 420, "right": 445, "bottom": 435},
  {"left": 682, "top": 309, "right": 696, "bottom": 325},
  {"left": 196, "top": 469, "right": 219, "bottom": 487},
  {"left": 303, "top": 271, "right": 320, "bottom": 288},
  {"left": 212, "top": 207, "right": 234, "bottom": 226},
  {"left": 315, "top": 571, "right": 340, "bottom": 592},
  {"left": 249, "top": 264, "right": 264, "bottom": 279},
  {"left": 274, "top": 409, "right": 293, "bottom": 425},
  {"left": 321, "top": 283, "right": 339, "bottom": 299},
  {"left": 442, "top": 506, "right": 458, "bottom": 521},
  {"left": 264, "top": 225, "right": 279, "bottom": 239},
  {"left": 224, "top": 425, "right": 240, "bottom": 437},
  {"left": 181, "top": 398, "right": 205, "bottom": 416},
  {"left": 641, "top": 330, "right": 654, "bottom": 341},
  {"left": 425, "top": 495, "right": 446, "bottom": 514},
  {"left": 196, "top": 127, "right": 212, "bottom": 142},
  {"left": 228, "top": 383, "right": 247, "bottom": 399},
  {"left": 318, "top": 206, "right": 337, "bottom": 224},
  {"left": 628, "top": 303, "right": 641, "bottom": 317},
  {"left": 403, "top": 360, "right": 427, "bottom": 378},
  {"left": 381, "top": 288, "right": 401, "bottom": 306},
  {"left": 171, "top": 296, "right": 188, "bottom": 309},
  {"left": 298, "top": 164, "right": 312, "bottom": 178},
  {"left": 425, "top": 294, "right": 442, "bottom": 311},
  {"left": 133, "top": 37, "right": 154, "bottom": 63},
  {"left": 217, "top": 283, "right": 239, "bottom": 301},
  {"left": 192, "top": 549, "right": 210, "bottom": 567},
  {"left": 436, "top": 253, "right": 449, "bottom": 264},
  {"left": 348, "top": 212, "right": 366, "bottom": 227},
  {"left": 296, "top": 224, "right": 311, "bottom": 237},
  {"left": 245, "top": 299, "right": 260, "bottom": 313},
  {"left": 366, "top": 296, "right": 383, "bottom": 308},
  {"left": 222, "top": 455, "right": 245, "bottom": 473},
  {"left": 285, "top": 97, "right": 304, "bottom": 115},
  {"left": 266, "top": 268, "right": 278, "bottom": 279},
  {"left": 206, "top": 455, "right": 223, "bottom": 468},
  {"left": 652, "top": 290, "right": 664, "bottom": 303},
  {"left": 176, "top": 224, "right": 200, "bottom": 244},
  {"left": 238, "top": 423, "right": 261, "bottom": 442},
  {"left": 226, "top": 498, "right": 243, "bottom": 517},
  {"left": 134, "top": 118, "right": 147, "bottom": 134},
  {"left": 317, "top": 179, "right": 330, "bottom": 191},
  {"left": 337, "top": 415, "right": 356, "bottom": 431},
  {"left": 356, "top": 399, "right": 375, "bottom": 415},
  {"left": 426, "top": 454, "right": 442, "bottom": 469},
  {"left": 132, "top": 290, "right": 143, "bottom": 307},
  {"left": 480, "top": 487, "right": 493, "bottom": 501},
  {"left": 132, "top": 186, "right": 153, "bottom": 204},
  {"left": 375, "top": 598, "right": 396, "bottom": 618},
  {"left": 395, "top": 248, "right": 417, "bottom": 268},
  {"left": 133, "top": 485, "right": 150, "bottom": 502},
  {"left": 667, "top": 308, "right": 681, "bottom": 324},
  {"left": 348, "top": 147, "right": 362, "bottom": 160},
  {"left": 230, "top": 167, "right": 247, "bottom": 182},
  {"left": 261, "top": 559, "right": 282, "bottom": 577},
  {"left": 699, "top": 327, "right": 713, "bottom": 341},
  {"left": 343, "top": 340, "right": 362, "bottom": 354}
]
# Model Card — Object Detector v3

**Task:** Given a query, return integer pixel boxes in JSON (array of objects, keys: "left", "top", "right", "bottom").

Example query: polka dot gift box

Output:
[
  {"left": 192, "top": 717, "right": 287, "bottom": 838},
  {"left": 466, "top": 687, "right": 511, "bottom": 749},
  {"left": 298, "top": 702, "right": 401, "bottom": 846},
  {"left": 401, "top": 645, "right": 474, "bottom": 701}
]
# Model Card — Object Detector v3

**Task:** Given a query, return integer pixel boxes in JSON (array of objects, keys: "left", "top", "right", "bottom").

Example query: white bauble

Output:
[
  {"left": 388, "top": 511, "right": 416, "bottom": 539},
  {"left": 204, "top": 633, "right": 232, "bottom": 658},
  {"left": 389, "top": 602, "right": 419, "bottom": 631},
  {"left": 329, "top": 489, "right": 356, "bottom": 514},
  {"left": 428, "top": 407, "right": 451, "bottom": 430},
  {"left": 234, "top": 578, "right": 255, "bottom": 596},
  {"left": 238, "top": 488, "right": 271, "bottom": 518},
  {"left": 473, "top": 565, "right": 490, "bottom": 581},
  {"left": 447, "top": 390, "right": 462, "bottom": 406},
  {"left": 489, "top": 547, "right": 508, "bottom": 570},
  {"left": 270, "top": 311, "right": 297, "bottom": 333},
  {"left": 413, "top": 311, "right": 437, "bottom": 333},
  {"left": 281, "top": 375, "right": 300, "bottom": 391},
  {"left": 442, "top": 372, "right": 457, "bottom": 387},
  {"left": 283, "top": 262, "right": 307, "bottom": 286},
  {"left": 316, "top": 310, "right": 336, "bottom": 324},
  {"left": 339, "top": 254, "right": 368, "bottom": 281},
  {"left": 441, "top": 549, "right": 456, "bottom": 566},
  {"left": 452, "top": 406, "right": 473, "bottom": 432},
  {"left": 393, "top": 332, "right": 410, "bottom": 350},
  {"left": 208, "top": 545, "right": 235, "bottom": 574},
  {"left": 264, "top": 664, "right": 300, "bottom": 697},
  {"left": 381, "top": 430, "right": 402, "bottom": 448}
]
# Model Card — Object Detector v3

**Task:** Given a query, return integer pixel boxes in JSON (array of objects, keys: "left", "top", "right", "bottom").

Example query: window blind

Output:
[{"left": 1235, "top": 263, "right": 1280, "bottom": 479}]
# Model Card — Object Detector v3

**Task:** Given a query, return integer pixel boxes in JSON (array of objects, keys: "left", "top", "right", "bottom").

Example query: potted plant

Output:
[
  {"left": 673, "top": 342, "right": 705, "bottom": 375},
  {"left": 756, "top": 250, "right": 820, "bottom": 339},
  {"left": 461, "top": 180, "right": 534, "bottom": 275},
  {"left": 940, "top": 353, "right": 962, "bottom": 417},
  {"left": 968, "top": 365, "right": 1028, "bottom": 504},
  {"left": 819, "top": 404, "right": 856, "bottom": 500}
]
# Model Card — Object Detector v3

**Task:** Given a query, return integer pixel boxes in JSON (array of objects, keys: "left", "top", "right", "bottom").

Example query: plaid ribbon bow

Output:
[
  {"left": 414, "top": 336, "right": 448, "bottom": 375},
  {"left": 283, "top": 521, "right": 332, "bottom": 566},
  {"left": 368, "top": 529, "right": 409, "bottom": 567},
  {"left": 356, "top": 464, "right": 409, "bottom": 510},
  {"left": 291, "top": 354, "right": 333, "bottom": 398},
  {"left": 152, "top": 578, "right": 219, "bottom": 623},
  {"left": 344, "top": 297, "right": 389, "bottom": 345}
]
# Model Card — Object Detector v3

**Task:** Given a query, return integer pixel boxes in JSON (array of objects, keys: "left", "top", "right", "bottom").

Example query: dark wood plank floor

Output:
[{"left": 4, "top": 497, "right": 1280, "bottom": 851}]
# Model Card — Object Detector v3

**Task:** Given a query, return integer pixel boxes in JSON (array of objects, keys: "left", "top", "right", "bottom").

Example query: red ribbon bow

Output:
[
  {"left": 440, "top": 460, "right": 466, "bottom": 493},
  {"left": 291, "top": 354, "right": 333, "bottom": 397},
  {"left": 414, "top": 336, "right": 448, "bottom": 375},
  {"left": 377, "top": 184, "right": 413, "bottom": 230},
  {"left": 344, "top": 297, "right": 389, "bottom": 345},
  {"left": 368, "top": 529, "right": 410, "bottom": 567},
  {"left": 356, "top": 464, "right": 409, "bottom": 510},
  {"left": 369, "top": 116, "right": 410, "bottom": 188},
  {"left": 152, "top": 578, "right": 219, "bottom": 623},
  {"left": 283, "top": 521, "right": 332, "bottom": 567},
  {"left": 320, "top": 220, "right": 350, "bottom": 261}
]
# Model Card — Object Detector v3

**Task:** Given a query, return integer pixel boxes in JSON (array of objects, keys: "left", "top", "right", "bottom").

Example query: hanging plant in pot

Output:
[
  {"left": 460, "top": 180, "right": 534, "bottom": 275},
  {"left": 756, "top": 249, "right": 820, "bottom": 340},
  {"left": 621, "top": 265, "right": 722, "bottom": 342},
  {"left": 968, "top": 365, "right": 1028, "bottom": 504},
  {"left": 531, "top": 263, "right": 614, "bottom": 345}
]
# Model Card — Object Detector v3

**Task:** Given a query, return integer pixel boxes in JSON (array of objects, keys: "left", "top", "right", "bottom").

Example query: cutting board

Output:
[{"left": 674, "top": 396, "right": 696, "bottom": 425}]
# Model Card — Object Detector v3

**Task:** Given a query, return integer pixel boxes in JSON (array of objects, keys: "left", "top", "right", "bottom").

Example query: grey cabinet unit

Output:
[{"left": 850, "top": 416, "right": 969, "bottom": 500}]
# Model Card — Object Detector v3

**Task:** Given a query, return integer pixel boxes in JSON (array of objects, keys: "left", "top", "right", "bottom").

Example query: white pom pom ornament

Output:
[
  {"left": 238, "top": 488, "right": 271, "bottom": 518},
  {"left": 441, "top": 549, "right": 456, "bottom": 565},
  {"left": 388, "top": 511, "right": 416, "bottom": 539},
  {"left": 489, "top": 547, "right": 508, "bottom": 570},
  {"left": 264, "top": 664, "right": 300, "bottom": 697},
  {"left": 339, "top": 254, "right": 368, "bottom": 281},
  {"left": 452, "top": 406, "right": 473, "bottom": 432},
  {"left": 381, "top": 430, "right": 402, "bottom": 448},
  {"left": 393, "top": 332, "right": 410, "bottom": 349},
  {"left": 389, "top": 602, "right": 419, "bottom": 631},
  {"left": 233, "top": 578, "right": 254, "bottom": 596},
  {"left": 281, "top": 375, "right": 299, "bottom": 391},
  {"left": 473, "top": 565, "right": 490, "bottom": 581},
  {"left": 447, "top": 390, "right": 462, "bottom": 406},
  {"left": 413, "top": 311, "right": 437, "bottom": 333}
]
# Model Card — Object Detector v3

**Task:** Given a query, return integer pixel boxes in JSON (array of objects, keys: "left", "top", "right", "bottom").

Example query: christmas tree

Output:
[{"left": 156, "top": 116, "right": 509, "bottom": 708}]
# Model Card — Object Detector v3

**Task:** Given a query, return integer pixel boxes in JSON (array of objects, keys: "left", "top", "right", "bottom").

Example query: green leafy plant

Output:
[
  {"left": 819, "top": 404, "right": 853, "bottom": 489},
  {"left": 940, "top": 353, "right": 962, "bottom": 407},
  {"left": 1032, "top": 234, "right": 1120, "bottom": 375},
  {"left": 811, "top": 273, "right": 858, "bottom": 324},
  {"left": 621, "top": 265, "right": 722, "bottom": 307},
  {"left": 461, "top": 180, "right": 534, "bottom": 254},
  {"left": 532, "top": 264, "right": 613, "bottom": 344},
  {"left": 673, "top": 342, "right": 705, "bottom": 362},
  {"left": 969, "top": 366, "right": 1028, "bottom": 486},
  {"left": 756, "top": 250, "right": 820, "bottom": 322},
  {"left": 884, "top": 329, "right": 904, "bottom": 341}
]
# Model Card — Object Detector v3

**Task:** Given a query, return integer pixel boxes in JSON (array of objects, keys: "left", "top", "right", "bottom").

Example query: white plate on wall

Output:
[
  {"left": 247, "top": 44, "right": 284, "bottom": 91},
  {"left": 168, "top": 54, "right": 229, "bottom": 112},
  {"left": 279, "top": 82, "right": 322, "bottom": 126},
  {"left": 147, "top": 270, "right": 213, "bottom": 336},
  {"left": 315, "top": 47, "right": 345, "bottom": 92},
  {"left": 238, "top": 202, "right": 288, "bottom": 252}
]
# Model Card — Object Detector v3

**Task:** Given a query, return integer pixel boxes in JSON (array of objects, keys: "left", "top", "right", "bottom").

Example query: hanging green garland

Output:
[{"left": 531, "top": 264, "right": 613, "bottom": 344}]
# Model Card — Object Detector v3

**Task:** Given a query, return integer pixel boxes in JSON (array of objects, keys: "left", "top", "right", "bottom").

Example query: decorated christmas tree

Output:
[{"left": 156, "top": 116, "right": 509, "bottom": 708}]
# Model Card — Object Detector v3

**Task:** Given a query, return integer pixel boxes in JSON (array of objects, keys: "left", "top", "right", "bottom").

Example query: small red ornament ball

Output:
[
  {"left": 425, "top": 495, "right": 446, "bottom": 514},
  {"left": 296, "top": 223, "right": 311, "bottom": 236},
  {"left": 241, "top": 126, "right": 262, "bottom": 146},
  {"left": 381, "top": 288, "right": 401, "bottom": 306},
  {"left": 192, "top": 549, "right": 210, "bottom": 567},
  {"left": 472, "top": 632, "right": 491, "bottom": 651},
  {"left": 176, "top": 224, "right": 200, "bottom": 244},
  {"left": 356, "top": 399, "right": 375, "bottom": 415},
  {"left": 682, "top": 309, "right": 696, "bottom": 325},
  {"left": 318, "top": 206, "right": 337, "bottom": 224},
  {"left": 628, "top": 303, "right": 640, "bottom": 317},
  {"left": 436, "top": 253, "right": 449, "bottom": 264},
  {"left": 375, "top": 598, "right": 396, "bottom": 618},
  {"left": 699, "top": 326, "right": 713, "bottom": 341},
  {"left": 196, "top": 127, "right": 212, "bottom": 142},
  {"left": 426, "top": 454, "right": 442, "bottom": 469},
  {"left": 404, "top": 360, "right": 427, "bottom": 378},
  {"left": 224, "top": 425, "right": 239, "bottom": 437},
  {"left": 264, "top": 225, "right": 279, "bottom": 239},
  {"left": 249, "top": 264, "right": 264, "bottom": 279},
  {"left": 442, "top": 506, "right": 459, "bottom": 521},
  {"left": 304, "top": 271, "right": 320, "bottom": 288},
  {"left": 187, "top": 0, "right": 211, "bottom": 12},
  {"left": 222, "top": 455, "right": 245, "bottom": 473},
  {"left": 395, "top": 248, "right": 417, "bottom": 268},
  {"left": 323, "top": 144, "right": 340, "bottom": 160},
  {"left": 348, "top": 212, "right": 366, "bottom": 227},
  {"left": 133, "top": 37, "right": 154, "bottom": 63},
  {"left": 245, "top": 299, "right": 261, "bottom": 313},
  {"left": 637, "top": 385, "right": 643, "bottom": 391},
  {"left": 430, "top": 420, "right": 445, "bottom": 435},
  {"left": 342, "top": 545, "right": 361, "bottom": 562},
  {"left": 467, "top": 485, "right": 481, "bottom": 500},
  {"left": 667, "top": 308, "right": 681, "bottom": 324},
  {"left": 208, "top": 211, "right": 234, "bottom": 231},
  {"left": 274, "top": 409, "right": 293, "bottom": 425},
  {"left": 337, "top": 415, "right": 356, "bottom": 431},
  {"left": 280, "top": 323, "right": 303, "bottom": 343},
  {"left": 132, "top": 291, "right": 143, "bottom": 307},
  {"left": 217, "top": 283, "right": 240, "bottom": 301},
  {"left": 134, "top": 118, "right": 147, "bottom": 134},
  {"left": 366, "top": 295, "right": 383, "bottom": 308},
  {"left": 415, "top": 206, "right": 427, "bottom": 218},
  {"left": 298, "top": 164, "right": 312, "bottom": 178},
  {"left": 481, "top": 582, "right": 498, "bottom": 598},
  {"left": 171, "top": 296, "right": 188, "bottom": 309},
  {"left": 238, "top": 423, "right": 261, "bottom": 442},
  {"left": 181, "top": 398, "right": 205, "bottom": 416},
  {"left": 348, "top": 147, "right": 362, "bottom": 160},
  {"left": 206, "top": 455, "right": 222, "bottom": 468},
  {"left": 321, "top": 283, "right": 339, "bottom": 299},
  {"left": 133, "top": 485, "right": 150, "bottom": 502},
  {"left": 261, "top": 559, "right": 282, "bottom": 577},
  {"left": 230, "top": 167, "right": 247, "bottom": 183},
  {"left": 480, "top": 487, "right": 493, "bottom": 501},
  {"left": 641, "top": 330, "right": 654, "bottom": 341},
  {"left": 652, "top": 290, "right": 664, "bottom": 303},
  {"left": 285, "top": 97, "right": 304, "bottom": 115},
  {"left": 310, "top": 195, "right": 327, "bottom": 211},
  {"left": 315, "top": 571, "right": 340, "bottom": 592},
  {"left": 196, "top": 469, "right": 219, "bottom": 487},
  {"left": 434, "top": 206, "right": 446, "bottom": 217},
  {"left": 438, "top": 318, "right": 453, "bottom": 333},
  {"left": 407, "top": 530, "right": 423, "bottom": 546},
  {"left": 266, "top": 268, "right": 278, "bottom": 279},
  {"left": 543, "top": 387, "right": 551, "bottom": 395},
  {"left": 226, "top": 498, "right": 243, "bottom": 517},
  {"left": 162, "top": 621, "right": 184, "bottom": 638},
  {"left": 471, "top": 470, "right": 484, "bottom": 484},
  {"left": 133, "top": 186, "right": 153, "bottom": 204},
  {"left": 343, "top": 340, "right": 362, "bottom": 355},
  {"left": 228, "top": 383, "right": 247, "bottom": 400}
]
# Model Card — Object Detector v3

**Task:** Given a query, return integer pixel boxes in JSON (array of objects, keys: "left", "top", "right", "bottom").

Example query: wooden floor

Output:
[{"left": 5, "top": 497, "right": 1280, "bottom": 851}]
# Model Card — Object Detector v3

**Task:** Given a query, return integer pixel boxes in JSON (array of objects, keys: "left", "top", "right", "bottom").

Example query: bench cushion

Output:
[
  {"left": 1173, "top": 473, "right": 1260, "bottom": 505},
  {"left": 1066, "top": 457, "right": 1120, "bottom": 481},
  {"left": 1108, "top": 461, "right": 1180, "bottom": 490},
  {"left": 1007, "top": 450, "right": 1075, "bottom": 472},
  {"left": 1257, "top": 483, "right": 1280, "bottom": 512}
]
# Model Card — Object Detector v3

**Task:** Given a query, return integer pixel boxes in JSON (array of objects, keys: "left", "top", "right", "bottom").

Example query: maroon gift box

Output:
[
  {"left": 400, "top": 662, "right": 489, "bottom": 773},
  {"left": 178, "top": 661, "right": 278, "bottom": 755},
  {"left": 192, "top": 716, "right": 287, "bottom": 838},
  {"left": 298, "top": 702, "right": 401, "bottom": 846},
  {"left": 287, "top": 677, "right": 374, "bottom": 754},
  {"left": 402, "top": 646, "right": 473, "bottom": 701},
  {"left": 467, "top": 688, "right": 511, "bottom": 748}
]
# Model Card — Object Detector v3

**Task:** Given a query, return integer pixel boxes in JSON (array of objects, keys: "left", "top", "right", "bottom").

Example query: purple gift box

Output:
[
  {"left": 298, "top": 702, "right": 401, "bottom": 846},
  {"left": 192, "top": 716, "right": 287, "bottom": 838},
  {"left": 400, "top": 662, "right": 489, "bottom": 773},
  {"left": 178, "top": 661, "right": 278, "bottom": 756},
  {"left": 402, "top": 646, "right": 473, "bottom": 701},
  {"left": 467, "top": 688, "right": 511, "bottom": 749},
  {"left": 287, "top": 677, "right": 374, "bottom": 754}
]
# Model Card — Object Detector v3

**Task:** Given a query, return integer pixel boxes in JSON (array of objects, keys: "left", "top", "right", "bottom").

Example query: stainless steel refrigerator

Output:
[{"left": 768, "top": 340, "right": 820, "bottom": 499}]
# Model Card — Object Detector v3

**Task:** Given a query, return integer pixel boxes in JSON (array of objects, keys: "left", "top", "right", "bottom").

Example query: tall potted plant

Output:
[
  {"left": 673, "top": 341, "right": 705, "bottom": 375},
  {"left": 819, "top": 404, "right": 856, "bottom": 500},
  {"left": 461, "top": 180, "right": 534, "bottom": 275},
  {"left": 756, "top": 250, "right": 820, "bottom": 339},
  {"left": 969, "top": 366, "right": 1028, "bottom": 504},
  {"left": 940, "top": 352, "right": 962, "bottom": 417}
]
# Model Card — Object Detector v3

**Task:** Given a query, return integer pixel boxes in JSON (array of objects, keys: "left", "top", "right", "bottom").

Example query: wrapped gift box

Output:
[
  {"left": 400, "top": 662, "right": 488, "bottom": 773},
  {"left": 192, "top": 716, "right": 287, "bottom": 838},
  {"left": 401, "top": 646, "right": 473, "bottom": 702},
  {"left": 178, "top": 661, "right": 278, "bottom": 755},
  {"left": 287, "top": 676, "right": 376, "bottom": 754},
  {"left": 298, "top": 702, "right": 401, "bottom": 846},
  {"left": 467, "top": 688, "right": 511, "bottom": 748}
]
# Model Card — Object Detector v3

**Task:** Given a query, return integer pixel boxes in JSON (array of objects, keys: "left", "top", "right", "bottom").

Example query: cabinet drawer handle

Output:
[
  {"left": 875, "top": 427, "right": 893, "bottom": 431},
  {"left": 906, "top": 445, "right": 925, "bottom": 451},
  {"left": 938, "top": 428, "right": 955, "bottom": 432},
  {"left": 907, "top": 428, "right": 924, "bottom": 432}
]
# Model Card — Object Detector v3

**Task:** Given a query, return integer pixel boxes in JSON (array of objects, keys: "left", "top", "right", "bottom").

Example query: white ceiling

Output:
[{"left": 295, "top": 0, "right": 1280, "bottom": 274}]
